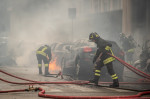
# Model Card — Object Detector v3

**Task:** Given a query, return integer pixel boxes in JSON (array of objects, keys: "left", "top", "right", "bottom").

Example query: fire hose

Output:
[
  {"left": 38, "top": 87, "right": 150, "bottom": 99},
  {"left": 1, "top": 87, "right": 150, "bottom": 99},
  {"left": 0, "top": 69, "right": 37, "bottom": 82},
  {"left": 0, "top": 54, "right": 150, "bottom": 98},
  {"left": 0, "top": 89, "right": 28, "bottom": 93},
  {"left": 0, "top": 69, "right": 89, "bottom": 85},
  {"left": 0, "top": 70, "right": 150, "bottom": 99},
  {"left": 0, "top": 77, "right": 89, "bottom": 85},
  {"left": 108, "top": 53, "right": 150, "bottom": 80}
]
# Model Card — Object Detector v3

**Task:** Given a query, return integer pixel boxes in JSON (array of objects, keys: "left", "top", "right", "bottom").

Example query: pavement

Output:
[{"left": 0, "top": 66, "right": 150, "bottom": 99}]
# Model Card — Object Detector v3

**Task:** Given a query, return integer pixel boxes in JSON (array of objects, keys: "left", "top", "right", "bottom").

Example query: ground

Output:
[{"left": 0, "top": 66, "right": 149, "bottom": 99}]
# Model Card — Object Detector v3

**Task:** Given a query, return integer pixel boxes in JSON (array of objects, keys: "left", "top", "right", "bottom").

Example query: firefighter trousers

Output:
[
  {"left": 94, "top": 61, "right": 118, "bottom": 80},
  {"left": 36, "top": 54, "right": 49, "bottom": 67},
  {"left": 36, "top": 54, "right": 49, "bottom": 75}
]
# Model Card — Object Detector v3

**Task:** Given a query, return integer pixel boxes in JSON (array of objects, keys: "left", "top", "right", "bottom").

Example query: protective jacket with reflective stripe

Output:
[
  {"left": 36, "top": 45, "right": 52, "bottom": 61},
  {"left": 93, "top": 38, "right": 115, "bottom": 64}
]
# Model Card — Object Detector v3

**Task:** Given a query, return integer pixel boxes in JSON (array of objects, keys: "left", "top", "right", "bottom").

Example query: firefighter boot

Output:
[
  {"left": 39, "top": 67, "right": 42, "bottom": 75},
  {"left": 89, "top": 76, "right": 99, "bottom": 86},
  {"left": 109, "top": 79, "right": 119, "bottom": 88},
  {"left": 44, "top": 67, "right": 50, "bottom": 76}
]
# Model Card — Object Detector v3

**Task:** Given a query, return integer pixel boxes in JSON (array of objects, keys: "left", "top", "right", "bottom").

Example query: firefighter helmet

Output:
[
  {"left": 89, "top": 32, "right": 100, "bottom": 42},
  {"left": 44, "top": 45, "right": 50, "bottom": 48},
  {"left": 44, "top": 45, "right": 48, "bottom": 47}
]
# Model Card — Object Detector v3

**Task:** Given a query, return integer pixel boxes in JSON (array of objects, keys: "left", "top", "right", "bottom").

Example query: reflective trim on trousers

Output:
[
  {"left": 111, "top": 74, "right": 118, "bottom": 79},
  {"left": 95, "top": 73, "right": 100, "bottom": 76},
  {"left": 95, "top": 70, "right": 100, "bottom": 73},
  {"left": 45, "top": 64, "right": 49, "bottom": 67}
]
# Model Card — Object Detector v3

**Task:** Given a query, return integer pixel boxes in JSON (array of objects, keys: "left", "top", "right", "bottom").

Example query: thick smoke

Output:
[
  {"left": 7, "top": 0, "right": 77, "bottom": 66},
  {"left": 2, "top": 0, "right": 122, "bottom": 66}
]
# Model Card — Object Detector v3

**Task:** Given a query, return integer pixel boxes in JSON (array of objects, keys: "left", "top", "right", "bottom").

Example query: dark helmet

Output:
[
  {"left": 89, "top": 32, "right": 100, "bottom": 42},
  {"left": 44, "top": 45, "right": 49, "bottom": 47}
]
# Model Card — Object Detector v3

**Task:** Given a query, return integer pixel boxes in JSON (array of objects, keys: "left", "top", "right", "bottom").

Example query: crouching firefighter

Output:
[
  {"left": 36, "top": 45, "right": 52, "bottom": 76},
  {"left": 89, "top": 32, "right": 119, "bottom": 87}
]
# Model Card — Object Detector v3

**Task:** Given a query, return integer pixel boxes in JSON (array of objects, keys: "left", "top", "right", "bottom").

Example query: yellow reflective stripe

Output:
[
  {"left": 95, "top": 70, "right": 100, "bottom": 73},
  {"left": 38, "top": 64, "right": 42, "bottom": 67},
  {"left": 103, "top": 57, "right": 115, "bottom": 64},
  {"left": 45, "top": 64, "right": 49, "bottom": 67},
  {"left": 105, "top": 46, "right": 114, "bottom": 56},
  {"left": 111, "top": 74, "right": 118, "bottom": 79},
  {"left": 111, "top": 74, "right": 117, "bottom": 78},
  {"left": 105, "top": 46, "right": 110, "bottom": 50},
  {"left": 95, "top": 73, "right": 100, "bottom": 76},
  {"left": 110, "top": 48, "right": 114, "bottom": 56},
  {"left": 41, "top": 47, "right": 47, "bottom": 52},
  {"left": 104, "top": 46, "right": 115, "bottom": 64},
  {"left": 36, "top": 46, "right": 48, "bottom": 56},
  {"left": 127, "top": 49, "right": 134, "bottom": 52},
  {"left": 90, "top": 34, "right": 94, "bottom": 39},
  {"left": 112, "top": 76, "right": 118, "bottom": 79},
  {"left": 95, "top": 34, "right": 99, "bottom": 37},
  {"left": 36, "top": 51, "right": 47, "bottom": 57}
]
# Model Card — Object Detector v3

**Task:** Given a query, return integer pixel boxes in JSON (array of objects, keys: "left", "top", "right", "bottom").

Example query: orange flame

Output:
[{"left": 49, "top": 57, "right": 61, "bottom": 74}]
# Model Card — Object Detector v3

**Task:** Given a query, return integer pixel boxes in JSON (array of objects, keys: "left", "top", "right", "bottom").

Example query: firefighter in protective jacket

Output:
[
  {"left": 89, "top": 32, "right": 119, "bottom": 87},
  {"left": 36, "top": 45, "right": 52, "bottom": 76},
  {"left": 120, "top": 33, "right": 136, "bottom": 65},
  {"left": 140, "top": 40, "right": 150, "bottom": 70}
]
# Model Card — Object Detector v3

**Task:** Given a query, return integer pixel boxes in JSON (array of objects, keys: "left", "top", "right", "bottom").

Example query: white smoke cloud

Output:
[{"left": 5, "top": 0, "right": 123, "bottom": 66}]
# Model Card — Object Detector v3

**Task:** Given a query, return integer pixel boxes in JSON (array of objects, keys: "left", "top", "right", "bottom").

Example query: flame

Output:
[{"left": 49, "top": 57, "right": 61, "bottom": 74}]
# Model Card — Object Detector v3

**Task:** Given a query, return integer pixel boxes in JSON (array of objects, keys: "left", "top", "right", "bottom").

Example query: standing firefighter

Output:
[
  {"left": 89, "top": 32, "right": 119, "bottom": 87},
  {"left": 120, "top": 33, "right": 136, "bottom": 65},
  {"left": 139, "top": 40, "right": 150, "bottom": 71},
  {"left": 36, "top": 45, "right": 52, "bottom": 76}
]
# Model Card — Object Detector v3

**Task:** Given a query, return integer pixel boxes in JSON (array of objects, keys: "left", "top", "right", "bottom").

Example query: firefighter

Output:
[
  {"left": 36, "top": 45, "right": 52, "bottom": 76},
  {"left": 140, "top": 40, "right": 150, "bottom": 70},
  {"left": 119, "top": 33, "right": 136, "bottom": 65},
  {"left": 89, "top": 32, "right": 119, "bottom": 87}
]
